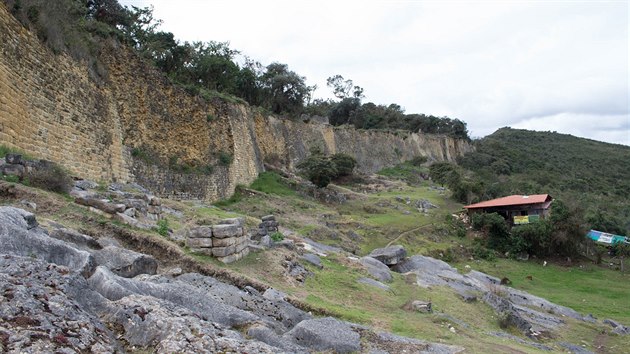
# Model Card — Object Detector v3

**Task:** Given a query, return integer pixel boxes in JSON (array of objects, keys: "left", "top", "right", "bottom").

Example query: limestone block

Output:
[
  {"left": 212, "top": 245, "right": 236, "bottom": 257},
  {"left": 190, "top": 248, "right": 214, "bottom": 256},
  {"left": 189, "top": 226, "right": 212, "bottom": 238},
  {"left": 261, "top": 215, "right": 276, "bottom": 222},
  {"left": 217, "top": 217, "right": 244, "bottom": 227},
  {"left": 187, "top": 238, "right": 213, "bottom": 248},
  {"left": 212, "top": 235, "right": 248, "bottom": 248},
  {"left": 217, "top": 247, "right": 250, "bottom": 264},
  {"left": 212, "top": 224, "right": 242, "bottom": 238},
  {"left": 234, "top": 240, "right": 249, "bottom": 253}
]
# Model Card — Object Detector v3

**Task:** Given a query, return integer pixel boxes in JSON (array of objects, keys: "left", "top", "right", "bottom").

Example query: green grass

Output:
[
  {"left": 0, "top": 144, "right": 34, "bottom": 160},
  {"left": 377, "top": 161, "right": 429, "bottom": 185},
  {"left": 249, "top": 172, "right": 296, "bottom": 196},
  {"left": 458, "top": 259, "right": 630, "bottom": 323}
]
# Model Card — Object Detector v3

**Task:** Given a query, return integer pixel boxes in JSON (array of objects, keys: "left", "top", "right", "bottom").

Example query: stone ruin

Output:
[
  {"left": 256, "top": 215, "right": 279, "bottom": 238},
  {"left": 187, "top": 218, "right": 250, "bottom": 263},
  {"left": 0, "top": 153, "right": 55, "bottom": 180},
  {"left": 72, "top": 182, "right": 163, "bottom": 230}
]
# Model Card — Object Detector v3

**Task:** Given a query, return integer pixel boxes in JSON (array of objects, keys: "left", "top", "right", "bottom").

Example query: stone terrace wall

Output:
[
  {"left": 0, "top": 5, "right": 129, "bottom": 183},
  {"left": 0, "top": 4, "right": 472, "bottom": 201}
]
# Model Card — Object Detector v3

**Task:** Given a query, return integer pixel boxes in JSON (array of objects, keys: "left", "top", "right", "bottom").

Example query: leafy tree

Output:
[
  {"left": 261, "top": 63, "right": 314, "bottom": 115},
  {"left": 329, "top": 97, "right": 361, "bottom": 126},
  {"left": 471, "top": 212, "right": 510, "bottom": 251},
  {"left": 326, "top": 75, "right": 364, "bottom": 100}
]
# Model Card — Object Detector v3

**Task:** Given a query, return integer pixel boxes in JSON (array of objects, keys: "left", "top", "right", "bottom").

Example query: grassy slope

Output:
[
  {"left": 212, "top": 171, "right": 630, "bottom": 352},
  {"left": 2, "top": 167, "right": 629, "bottom": 352}
]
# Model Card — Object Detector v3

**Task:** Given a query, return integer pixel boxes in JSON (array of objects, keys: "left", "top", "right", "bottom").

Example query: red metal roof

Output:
[{"left": 464, "top": 194, "right": 551, "bottom": 209}]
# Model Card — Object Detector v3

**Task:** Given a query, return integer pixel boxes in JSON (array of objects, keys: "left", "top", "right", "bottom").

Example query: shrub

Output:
[
  {"left": 297, "top": 153, "right": 338, "bottom": 188},
  {"left": 472, "top": 212, "right": 510, "bottom": 252},
  {"left": 218, "top": 151, "right": 233, "bottom": 166},
  {"left": 156, "top": 218, "right": 169, "bottom": 237},
  {"left": 472, "top": 243, "right": 497, "bottom": 261},
  {"left": 330, "top": 153, "right": 356, "bottom": 177},
  {"left": 27, "top": 161, "right": 72, "bottom": 193},
  {"left": 409, "top": 155, "right": 428, "bottom": 166},
  {"left": 2, "top": 175, "right": 20, "bottom": 183},
  {"left": 270, "top": 231, "right": 284, "bottom": 242}
]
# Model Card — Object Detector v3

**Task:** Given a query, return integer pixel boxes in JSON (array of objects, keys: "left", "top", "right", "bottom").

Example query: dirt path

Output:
[{"left": 386, "top": 223, "right": 434, "bottom": 247}]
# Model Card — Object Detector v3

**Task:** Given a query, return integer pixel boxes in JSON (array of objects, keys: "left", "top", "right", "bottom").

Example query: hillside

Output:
[
  {"left": 458, "top": 128, "right": 630, "bottom": 235},
  {"left": 1, "top": 163, "right": 629, "bottom": 353}
]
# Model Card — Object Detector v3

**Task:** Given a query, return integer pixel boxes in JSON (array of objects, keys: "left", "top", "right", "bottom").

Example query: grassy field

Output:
[{"left": 459, "top": 259, "right": 630, "bottom": 324}]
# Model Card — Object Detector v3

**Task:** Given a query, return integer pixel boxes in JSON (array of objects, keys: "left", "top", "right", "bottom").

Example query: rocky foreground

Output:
[
  {"left": 0, "top": 206, "right": 464, "bottom": 353},
  {"left": 1, "top": 203, "right": 628, "bottom": 353}
]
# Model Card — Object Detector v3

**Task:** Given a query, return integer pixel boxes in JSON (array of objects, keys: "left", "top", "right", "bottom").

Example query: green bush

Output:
[
  {"left": 472, "top": 243, "right": 497, "bottom": 261},
  {"left": 270, "top": 231, "right": 284, "bottom": 242},
  {"left": 297, "top": 152, "right": 338, "bottom": 188},
  {"left": 2, "top": 175, "right": 20, "bottom": 183},
  {"left": 409, "top": 155, "right": 428, "bottom": 166},
  {"left": 471, "top": 212, "right": 510, "bottom": 252},
  {"left": 27, "top": 161, "right": 73, "bottom": 194},
  {"left": 330, "top": 153, "right": 356, "bottom": 177},
  {"left": 218, "top": 151, "right": 233, "bottom": 166},
  {"left": 156, "top": 218, "right": 169, "bottom": 237}
]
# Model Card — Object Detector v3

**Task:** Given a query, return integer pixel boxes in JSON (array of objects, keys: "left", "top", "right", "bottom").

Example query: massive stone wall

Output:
[
  {"left": 0, "top": 4, "right": 472, "bottom": 201},
  {"left": 0, "top": 5, "right": 129, "bottom": 183}
]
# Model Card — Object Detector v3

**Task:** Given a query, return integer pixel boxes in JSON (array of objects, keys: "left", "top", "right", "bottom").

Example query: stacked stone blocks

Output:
[{"left": 188, "top": 218, "right": 250, "bottom": 263}]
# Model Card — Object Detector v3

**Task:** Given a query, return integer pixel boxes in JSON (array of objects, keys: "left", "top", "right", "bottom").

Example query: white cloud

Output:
[{"left": 119, "top": 0, "right": 629, "bottom": 145}]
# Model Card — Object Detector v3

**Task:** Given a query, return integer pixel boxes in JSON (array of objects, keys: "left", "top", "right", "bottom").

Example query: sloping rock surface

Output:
[{"left": 0, "top": 207, "right": 464, "bottom": 353}]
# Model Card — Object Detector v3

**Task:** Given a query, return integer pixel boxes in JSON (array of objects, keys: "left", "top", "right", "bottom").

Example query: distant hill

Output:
[{"left": 457, "top": 127, "right": 630, "bottom": 234}]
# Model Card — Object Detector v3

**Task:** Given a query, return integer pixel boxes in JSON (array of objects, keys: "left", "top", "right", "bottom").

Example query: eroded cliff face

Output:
[{"left": 0, "top": 4, "right": 472, "bottom": 201}]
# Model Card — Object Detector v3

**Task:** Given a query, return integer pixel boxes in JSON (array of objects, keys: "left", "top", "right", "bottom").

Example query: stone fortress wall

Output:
[{"left": 0, "top": 4, "right": 472, "bottom": 201}]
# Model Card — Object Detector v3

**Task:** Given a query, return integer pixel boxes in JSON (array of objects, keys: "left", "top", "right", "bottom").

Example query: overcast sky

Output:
[{"left": 119, "top": 0, "right": 629, "bottom": 145}]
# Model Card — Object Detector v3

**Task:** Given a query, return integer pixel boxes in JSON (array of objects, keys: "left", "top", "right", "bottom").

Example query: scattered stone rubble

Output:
[
  {"left": 72, "top": 179, "right": 163, "bottom": 230},
  {"left": 0, "top": 206, "right": 465, "bottom": 353},
  {"left": 187, "top": 217, "right": 250, "bottom": 263},
  {"left": 0, "top": 153, "right": 49, "bottom": 180}
]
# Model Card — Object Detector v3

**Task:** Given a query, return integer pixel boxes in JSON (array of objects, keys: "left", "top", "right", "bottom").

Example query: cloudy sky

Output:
[{"left": 119, "top": 0, "right": 629, "bottom": 145}]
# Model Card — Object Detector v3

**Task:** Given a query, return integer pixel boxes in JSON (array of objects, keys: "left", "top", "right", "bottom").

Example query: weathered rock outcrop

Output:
[
  {"left": 0, "top": 207, "right": 465, "bottom": 353},
  {"left": 0, "top": 4, "right": 472, "bottom": 201}
]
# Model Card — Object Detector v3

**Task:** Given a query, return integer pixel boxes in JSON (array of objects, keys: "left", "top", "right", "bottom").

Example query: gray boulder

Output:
[
  {"left": 301, "top": 253, "right": 324, "bottom": 269},
  {"left": 603, "top": 318, "right": 629, "bottom": 335},
  {"left": 360, "top": 256, "right": 393, "bottom": 282},
  {"left": 358, "top": 277, "right": 391, "bottom": 291},
  {"left": 87, "top": 266, "right": 259, "bottom": 328},
  {"left": 92, "top": 246, "right": 158, "bottom": 278},
  {"left": 247, "top": 324, "right": 308, "bottom": 352},
  {"left": 102, "top": 294, "right": 279, "bottom": 353},
  {"left": 284, "top": 317, "right": 361, "bottom": 353},
  {"left": 393, "top": 254, "right": 455, "bottom": 274},
  {"left": 0, "top": 207, "right": 96, "bottom": 278},
  {"left": 175, "top": 273, "right": 311, "bottom": 331},
  {"left": 0, "top": 255, "right": 116, "bottom": 353},
  {"left": 49, "top": 227, "right": 102, "bottom": 250},
  {"left": 369, "top": 245, "right": 407, "bottom": 265}
]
